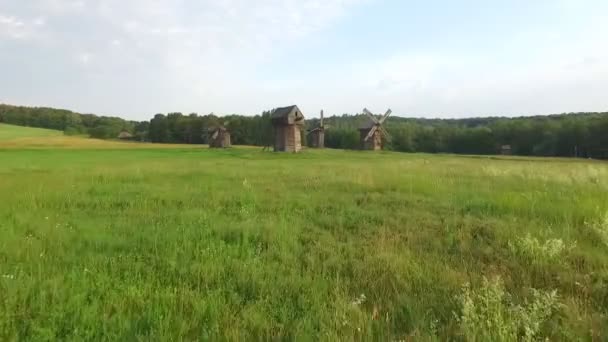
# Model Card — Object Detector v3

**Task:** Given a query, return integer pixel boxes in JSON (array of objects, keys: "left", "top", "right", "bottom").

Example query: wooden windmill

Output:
[
  {"left": 271, "top": 105, "right": 305, "bottom": 152},
  {"left": 208, "top": 123, "right": 231, "bottom": 148},
  {"left": 307, "top": 110, "right": 329, "bottom": 148},
  {"left": 359, "top": 108, "right": 392, "bottom": 150}
]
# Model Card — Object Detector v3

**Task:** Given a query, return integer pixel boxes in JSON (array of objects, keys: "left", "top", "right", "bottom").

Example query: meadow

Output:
[{"left": 0, "top": 124, "right": 607, "bottom": 340}]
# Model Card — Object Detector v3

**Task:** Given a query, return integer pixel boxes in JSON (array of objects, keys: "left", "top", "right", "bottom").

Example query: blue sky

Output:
[{"left": 1, "top": 0, "right": 607, "bottom": 120}]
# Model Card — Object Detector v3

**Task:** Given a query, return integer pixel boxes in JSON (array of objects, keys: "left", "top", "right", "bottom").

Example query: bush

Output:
[
  {"left": 508, "top": 234, "right": 575, "bottom": 264},
  {"left": 457, "top": 277, "right": 560, "bottom": 342},
  {"left": 589, "top": 212, "right": 608, "bottom": 248}
]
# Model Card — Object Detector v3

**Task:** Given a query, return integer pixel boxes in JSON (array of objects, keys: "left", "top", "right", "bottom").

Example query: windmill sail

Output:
[{"left": 364, "top": 125, "right": 378, "bottom": 142}]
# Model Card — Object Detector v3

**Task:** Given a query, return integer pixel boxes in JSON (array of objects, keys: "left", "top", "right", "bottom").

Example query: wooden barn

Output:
[
  {"left": 208, "top": 126, "right": 231, "bottom": 148},
  {"left": 271, "top": 105, "right": 305, "bottom": 152}
]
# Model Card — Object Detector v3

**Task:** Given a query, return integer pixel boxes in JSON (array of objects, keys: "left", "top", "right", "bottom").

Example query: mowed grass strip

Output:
[{"left": 0, "top": 138, "right": 607, "bottom": 339}]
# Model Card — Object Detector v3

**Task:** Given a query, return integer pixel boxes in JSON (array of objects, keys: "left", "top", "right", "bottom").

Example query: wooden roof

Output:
[
  {"left": 359, "top": 120, "right": 377, "bottom": 131},
  {"left": 272, "top": 105, "right": 298, "bottom": 119},
  {"left": 271, "top": 105, "right": 305, "bottom": 125},
  {"left": 117, "top": 131, "right": 133, "bottom": 139}
]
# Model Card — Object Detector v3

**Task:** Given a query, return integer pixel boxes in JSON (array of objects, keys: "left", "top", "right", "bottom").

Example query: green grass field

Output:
[
  {"left": 0, "top": 123, "right": 63, "bottom": 140},
  {"left": 0, "top": 124, "right": 607, "bottom": 340}
]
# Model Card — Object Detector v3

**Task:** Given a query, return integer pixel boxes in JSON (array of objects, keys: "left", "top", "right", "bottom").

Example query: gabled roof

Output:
[
  {"left": 271, "top": 105, "right": 305, "bottom": 125},
  {"left": 272, "top": 105, "right": 298, "bottom": 119}
]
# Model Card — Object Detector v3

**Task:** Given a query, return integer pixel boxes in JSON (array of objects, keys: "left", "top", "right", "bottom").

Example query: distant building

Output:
[
  {"left": 117, "top": 131, "right": 134, "bottom": 140},
  {"left": 359, "top": 108, "right": 392, "bottom": 151},
  {"left": 308, "top": 110, "right": 327, "bottom": 148},
  {"left": 501, "top": 145, "right": 512, "bottom": 155},
  {"left": 208, "top": 126, "right": 231, "bottom": 148},
  {"left": 271, "top": 105, "right": 305, "bottom": 152},
  {"left": 359, "top": 122, "right": 383, "bottom": 151}
]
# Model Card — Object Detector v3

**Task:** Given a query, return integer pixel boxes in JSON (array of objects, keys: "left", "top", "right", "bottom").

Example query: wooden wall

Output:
[
  {"left": 274, "top": 125, "right": 302, "bottom": 152},
  {"left": 360, "top": 130, "right": 382, "bottom": 150},
  {"left": 310, "top": 130, "right": 324, "bottom": 148}
]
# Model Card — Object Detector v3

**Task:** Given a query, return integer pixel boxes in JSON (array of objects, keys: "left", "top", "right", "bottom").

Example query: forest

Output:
[{"left": 1, "top": 103, "right": 607, "bottom": 158}]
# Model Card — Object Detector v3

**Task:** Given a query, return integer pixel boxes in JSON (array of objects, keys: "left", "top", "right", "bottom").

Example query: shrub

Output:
[
  {"left": 508, "top": 234, "right": 574, "bottom": 264},
  {"left": 589, "top": 212, "right": 608, "bottom": 248},
  {"left": 457, "top": 277, "right": 560, "bottom": 342}
]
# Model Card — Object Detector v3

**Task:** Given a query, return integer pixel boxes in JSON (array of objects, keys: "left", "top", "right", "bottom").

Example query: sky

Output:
[{"left": 0, "top": 0, "right": 607, "bottom": 120}]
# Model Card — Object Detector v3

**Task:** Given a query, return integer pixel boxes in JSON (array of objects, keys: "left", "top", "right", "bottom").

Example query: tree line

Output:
[{"left": 1, "top": 103, "right": 607, "bottom": 158}]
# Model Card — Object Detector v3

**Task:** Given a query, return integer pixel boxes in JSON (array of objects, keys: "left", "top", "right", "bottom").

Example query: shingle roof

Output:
[
  {"left": 359, "top": 120, "right": 376, "bottom": 130},
  {"left": 272, "top": 105, "right": 298, "bottom": 119}
]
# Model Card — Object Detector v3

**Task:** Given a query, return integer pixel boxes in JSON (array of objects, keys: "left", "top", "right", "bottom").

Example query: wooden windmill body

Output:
[
  {"left": 271, "top": 105, "right": 305, "bottom": 152},
  {"left": 308, "top": 110, "right": 328, "bottom": 148},
  {"left": 208, "top": 126, "right": 231, "bottom": 148},
  {"left": 359, "top": 108, "right": 392, "bottom": 150}
]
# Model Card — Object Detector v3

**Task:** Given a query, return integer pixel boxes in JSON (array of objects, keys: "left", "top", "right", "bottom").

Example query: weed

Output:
[
  {"left": 509, "top": 234, "right": 575, "bottom": 264},
  {"left": 457, "top": 277, "right": 560, "bottom": 342}
]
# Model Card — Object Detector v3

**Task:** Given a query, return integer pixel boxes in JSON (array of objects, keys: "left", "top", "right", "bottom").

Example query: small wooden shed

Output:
[
  {"left": 501, "top": 145, "right": 512, "bottom": 155},
  {"left": 209, "top": 126, "right": 231, "bottom": 148},
  {"left": 271, "top": 105, "right": 305, "bottom": 152},
  {"left": 117, "top": 130, "right": 134, "bottom": 140}
]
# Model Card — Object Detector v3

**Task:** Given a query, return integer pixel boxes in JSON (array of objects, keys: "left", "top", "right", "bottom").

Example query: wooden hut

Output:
[
  {"left": 501, "top": 145, "right": 512, "bottom": 155},
  {"left": 117, "top": 130, "right": 134, "bottom": 140},
  {"left": 271, "top": 105, "right": 305, "bottom": 152},
  {"left": 209, "top": 126, "right": 231, "bottom": 148}
]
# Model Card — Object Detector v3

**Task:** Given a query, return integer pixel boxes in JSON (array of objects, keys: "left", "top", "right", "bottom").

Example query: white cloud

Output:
[
  {"left": 76, "top": 52, "right": 92, "bottom": 65},
  {"left": 0, "top": 0, "right": 606, "bottom": 118},
  {"left": 0, "top": 14, "right": 27, "bottom": 39}
]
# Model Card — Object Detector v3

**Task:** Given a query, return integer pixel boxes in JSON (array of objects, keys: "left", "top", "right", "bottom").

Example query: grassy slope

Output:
[
  {"left": 0, "top": 131, "right": 607, "bottom": 340},
  {"left": 0, "top": 123, "right": 63, "bottom": 140},
  {"left": 0, "top": 123, "right": 206, "bottom": 149}
]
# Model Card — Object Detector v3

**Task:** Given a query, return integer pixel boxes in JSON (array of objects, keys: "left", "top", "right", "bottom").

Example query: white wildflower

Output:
[
  {"left": 351, "top": 293, "right": 366, "bottom": 306},
  {"left": 509, "top": 234, "right": 574, "bottom": 264}
]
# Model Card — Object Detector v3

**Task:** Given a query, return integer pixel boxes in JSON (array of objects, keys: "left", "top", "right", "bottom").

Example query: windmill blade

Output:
[
  {"left": 378, "top": 109, "right": 392, "bottom": 124},
  {"left": 211, "top": 130, "right": 219, "bottom": 140},
  {"left": 363, "top": 108, "right": 380, "bottom": 124},
  {"left": 364, "top": 125, "right": 378, "bottom": 142},
  {"left": 307, "top": 127, "right": 321, "bottom": 136},
  {"left": 320, "top": 110, "right": 324, "bottom": 127},
  {"left": 379, "top": 126, "right": 392, "bottom": 143}
]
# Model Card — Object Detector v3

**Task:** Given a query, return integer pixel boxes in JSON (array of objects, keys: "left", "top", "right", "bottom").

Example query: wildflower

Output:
[
  {"left": 509, "top": 234, "right": 574, "bottom": 263},
  {"left": 351, "top": 294, "right": 366, "bottom": 306},
  {"left": 2, "top": 274, "right": 15, "bottom": 280}
]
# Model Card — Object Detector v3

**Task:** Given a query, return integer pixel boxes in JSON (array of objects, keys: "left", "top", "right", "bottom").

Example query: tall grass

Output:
[{"left": 0, "top": 140, "right": 607, "bottom": 339}]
